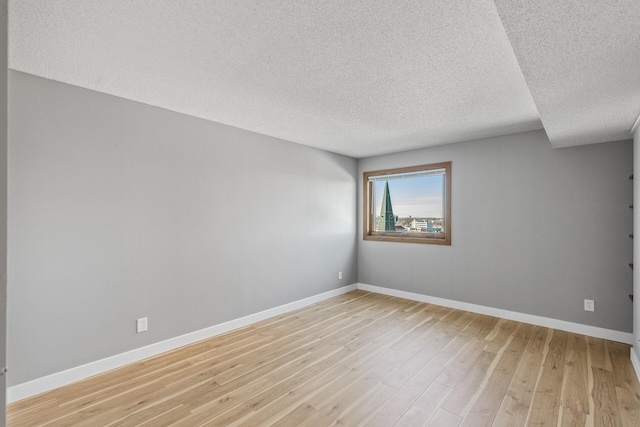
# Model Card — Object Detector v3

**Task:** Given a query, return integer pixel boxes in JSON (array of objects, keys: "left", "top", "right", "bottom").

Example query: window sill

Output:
[{"left": 364, "top": 233, "right": 451, "bottom": 245}]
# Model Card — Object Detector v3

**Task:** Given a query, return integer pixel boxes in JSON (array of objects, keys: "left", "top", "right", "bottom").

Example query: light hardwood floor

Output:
[{"left": 8, "top": 290, "right": 640, "bottom": 426}]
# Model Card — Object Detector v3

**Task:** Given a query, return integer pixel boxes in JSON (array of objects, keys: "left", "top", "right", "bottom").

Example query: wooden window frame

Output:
[{"left": 363, "top": 162, "right": 451, "bottom": 245}]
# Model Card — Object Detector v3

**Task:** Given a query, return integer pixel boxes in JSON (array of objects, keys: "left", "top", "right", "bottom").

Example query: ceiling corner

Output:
[{"left": 632, "top": 111, "right": 640, "bottom": 134}]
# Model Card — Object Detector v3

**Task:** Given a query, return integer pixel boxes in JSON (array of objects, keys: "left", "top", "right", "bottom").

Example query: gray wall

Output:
[
  {"left": 0, "top": 0, "right": 6, "bottom": 422},
  {"left": 7, "top": 71, "right": 358, "bottom": 386},
  {"left": 359, "top": 130, "right": 633, "bottom": 333},
  {"left": 634, "top": 126, "right": 639, "bottom": 362}
]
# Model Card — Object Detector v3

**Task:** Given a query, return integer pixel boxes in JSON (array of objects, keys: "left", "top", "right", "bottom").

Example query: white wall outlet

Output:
[
  {"left": 584, "top": 299, "right": 595, "bottom": 312},
  {"left": 338, "top": 271, "right": 343, "bottom": 280},
  {"left": 136, "top": 317, "right": 148, "bottom": 333}
]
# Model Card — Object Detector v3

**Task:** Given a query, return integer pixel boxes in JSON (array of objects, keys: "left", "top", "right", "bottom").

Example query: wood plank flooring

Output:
[{"left": 8, "top": 290, "right": 640, "bottom": 426}]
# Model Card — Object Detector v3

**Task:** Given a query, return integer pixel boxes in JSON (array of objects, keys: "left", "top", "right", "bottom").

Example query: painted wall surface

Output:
[
  {"left": 7, "top": 71, "right": 358, "bottom": 386},
  {"left": 634, "top": 126, "right": 640, "bottom": 363},
  {"left": 0, "top": 0, "right": 7, "bottom": 421},
  {"left": 359, "top": 130, "right": 633, "bottom": 333}
]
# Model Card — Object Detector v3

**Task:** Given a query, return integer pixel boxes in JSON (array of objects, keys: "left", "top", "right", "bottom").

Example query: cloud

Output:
[{"left": 392, "top": 195, "right": 443, "bottom": 217}]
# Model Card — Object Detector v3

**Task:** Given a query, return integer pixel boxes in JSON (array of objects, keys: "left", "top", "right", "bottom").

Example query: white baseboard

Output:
[
  {"left": 9, "top": 282, "right": 634, "bottom": 403},
  {"left": 7, "top": 284, "right": 358, "bottom": 404},
  {"left": 632, "top": 347, "right": 640, "bottom": 383},
  {"left": 357, "top": 283, "right": 634, "bottom": 345}
]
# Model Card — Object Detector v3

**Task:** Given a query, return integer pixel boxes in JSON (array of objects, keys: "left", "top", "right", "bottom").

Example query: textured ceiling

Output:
[
  {"left": 494, "top": 0, "right": 640, "bottom": 148},
  {"left": 8, "top": 1, "right": 640, "bottom": 158}
]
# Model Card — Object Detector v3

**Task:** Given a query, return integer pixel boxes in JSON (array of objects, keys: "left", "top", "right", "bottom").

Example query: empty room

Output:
[{"left": 3, "top": 0, "right": 640, "bottom": 426}]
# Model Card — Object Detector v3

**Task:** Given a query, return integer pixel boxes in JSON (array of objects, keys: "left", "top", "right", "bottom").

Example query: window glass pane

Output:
[{"left": 373, "top": 175, "right": 444, "bottom": 233}]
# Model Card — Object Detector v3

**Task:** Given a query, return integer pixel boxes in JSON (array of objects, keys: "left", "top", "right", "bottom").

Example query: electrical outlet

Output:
[
  {"left": 137, "top": 317, "right": 148, "bottom": 333},
  {"left": 338, "top": 271, "right": 343, "bottom": 280},
  {"left": 584, "top": 299, "right": 595, "bottom": 312}
]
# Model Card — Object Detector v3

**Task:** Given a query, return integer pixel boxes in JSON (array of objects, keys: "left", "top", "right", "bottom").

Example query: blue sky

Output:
[{"left": 374, "top": 176, "right": 444, "bottom": 218}]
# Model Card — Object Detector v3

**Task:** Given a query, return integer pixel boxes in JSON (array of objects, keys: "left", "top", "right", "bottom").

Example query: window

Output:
[{"left": 363, "top": 162, "right": 451, "bottom": 245}]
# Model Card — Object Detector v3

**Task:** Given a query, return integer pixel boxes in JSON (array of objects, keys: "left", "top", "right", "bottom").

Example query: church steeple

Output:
[{"left": 376, "top": 181, "right": 396, "bottom": 231}]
